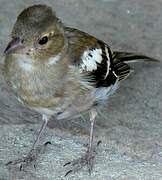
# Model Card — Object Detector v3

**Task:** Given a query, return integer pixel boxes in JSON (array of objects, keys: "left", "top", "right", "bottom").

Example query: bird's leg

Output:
[
  {"left": 6, "top": 114, "right": 50, "bottom": 170},
  {"left": 86, "top": 108, "right": 97, "bottom": 173},
  {"left": 64, "top": 108, "right": 98, "bottom": 176},
  {"left": 32, "top": 114, "right": 49, "bottom": 149}
]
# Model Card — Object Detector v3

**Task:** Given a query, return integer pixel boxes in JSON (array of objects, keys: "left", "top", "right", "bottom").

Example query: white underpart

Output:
[
  {"left": 47, "top": 53, "right": 61, "bottom": 65},
  {"left": 19, "top": 59, "right": 34, "bottom": 71},
  {"left": 81, "top": 48, "right": 102, "bottom": 71},
  {"left": 104, "top": 47, "right": 111, "bottom": 79},
  {"left": 93, "top": 80, "right": 119, "bottom": 103}
]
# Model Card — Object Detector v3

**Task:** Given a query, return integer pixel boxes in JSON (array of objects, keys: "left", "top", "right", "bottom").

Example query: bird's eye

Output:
[{"left": 38, "top": 36, "right": 48, "bottom": 45}]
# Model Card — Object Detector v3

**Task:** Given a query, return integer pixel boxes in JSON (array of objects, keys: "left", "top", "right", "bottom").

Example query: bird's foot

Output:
[
  {"left": 64, "top": 141, "right": 101, "bottom": 176},
  {"left": 6, "top": 141, "right": 51, "bottom": 170}
]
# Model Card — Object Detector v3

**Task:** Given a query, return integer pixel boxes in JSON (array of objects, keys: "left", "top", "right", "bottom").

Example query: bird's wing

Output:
[
  {"left": 65, "top": 27, "right": 158, "bottom": 90},
  {"left": 65, "top": 27, "right": 131, "bottom": 88}
]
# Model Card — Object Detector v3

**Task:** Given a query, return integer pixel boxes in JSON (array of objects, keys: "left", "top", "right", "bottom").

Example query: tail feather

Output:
[
  {"left": 111, "top": 51, "right": 160, "bottom": 82},
  {"left": 113, "top": 51, "right": 160, "bottom": 63}
]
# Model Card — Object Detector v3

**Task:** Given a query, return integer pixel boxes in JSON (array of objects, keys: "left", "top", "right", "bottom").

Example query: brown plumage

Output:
[{"left": 4, "top": 4, "right": 159, "bottom": 175}]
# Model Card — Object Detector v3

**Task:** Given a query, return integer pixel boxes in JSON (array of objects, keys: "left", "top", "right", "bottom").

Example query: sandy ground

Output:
[{"left": 0, "top": 0, "right": 162, "bottom": 179}]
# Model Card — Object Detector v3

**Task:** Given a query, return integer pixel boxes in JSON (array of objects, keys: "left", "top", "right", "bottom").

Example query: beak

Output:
[{"left": 4, "top": 37, "right": 24, "bottom": 55}]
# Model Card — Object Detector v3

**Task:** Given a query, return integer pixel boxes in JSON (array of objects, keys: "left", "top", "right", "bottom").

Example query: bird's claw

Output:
[
  {"left": 64, "top": 150, "right": 94, "bottom": 176},
  {"left": 6, "top": 141, "right": 51, "bottom": 170},
  {"left": 64, "top": 141, "right": 101, "bottom": 176},
  {"left": 6, "top": 148, "right": 38, "bottom": 170}
]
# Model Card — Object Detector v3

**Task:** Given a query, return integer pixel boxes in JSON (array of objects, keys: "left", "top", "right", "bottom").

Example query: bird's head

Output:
[{"left": 4, "top": 4, "right": 66, "bottom": 60}]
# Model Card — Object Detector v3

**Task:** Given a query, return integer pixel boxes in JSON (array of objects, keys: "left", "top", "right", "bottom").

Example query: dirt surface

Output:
[{"left": 0, "top": 0, "right": 162, "bottom": 179}]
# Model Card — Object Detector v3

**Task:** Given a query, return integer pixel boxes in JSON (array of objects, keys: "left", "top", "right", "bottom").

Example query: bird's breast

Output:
[{"left": 4, "top": 54, "right": 67, "bottom": 108}]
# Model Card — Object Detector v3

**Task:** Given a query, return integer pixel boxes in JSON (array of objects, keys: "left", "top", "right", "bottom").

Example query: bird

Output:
[{"left": 4, "top": 4, "right": 158, "bottom": 175}]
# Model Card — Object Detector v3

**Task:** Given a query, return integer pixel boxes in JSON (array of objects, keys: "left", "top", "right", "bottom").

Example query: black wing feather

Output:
[{"left": 81, "top": 40, "right": 131, "bottom": 88}]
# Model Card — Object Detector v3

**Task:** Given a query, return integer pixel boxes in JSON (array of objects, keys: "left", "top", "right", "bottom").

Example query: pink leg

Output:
[
  {"left": 6, "top": 114, "right": 50, "bottom": 169},
  {"left": 88, "top": 109, "right": 98, "bottom": 154},
  {"left": 32, "top": 114, "right": 49, "bottom": 149},
  {"left": 86, "top": 109, "right": 98, "bottom": 174},
  {"left": 64, "top": 108, "right": 98, "bottom": 176}
]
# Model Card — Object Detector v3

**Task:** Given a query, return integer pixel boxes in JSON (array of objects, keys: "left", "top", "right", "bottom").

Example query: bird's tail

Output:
[
  {"left": 113, "top": 51, "right": 159, "bottom": 63},
  {"left": 111, "top": 51, "right": 160, "bottom": 81}
]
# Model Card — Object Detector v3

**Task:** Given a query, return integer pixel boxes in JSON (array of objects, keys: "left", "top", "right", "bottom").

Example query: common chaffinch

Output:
[{"left": 4, "top": 4, "right": 158, "bottom": 175}]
